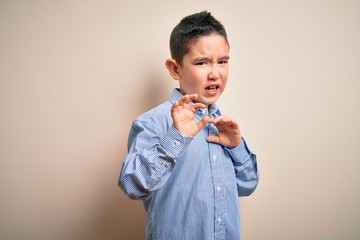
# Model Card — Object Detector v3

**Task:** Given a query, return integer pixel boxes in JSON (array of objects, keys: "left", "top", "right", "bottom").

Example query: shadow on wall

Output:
[
  {"left": 143, "top": 69, "right": 174, "bottom": 112},
  {"left": 86, "top": 72, "right": 171, "bottom": 240}
]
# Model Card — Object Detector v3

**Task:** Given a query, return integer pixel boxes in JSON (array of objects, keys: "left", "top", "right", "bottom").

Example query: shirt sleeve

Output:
[
  {"left": 118, "top": 119, "right": 193, "bottom": 200},
  {"left": 225, "top": 138, "right": 259, "bottom": 197}
]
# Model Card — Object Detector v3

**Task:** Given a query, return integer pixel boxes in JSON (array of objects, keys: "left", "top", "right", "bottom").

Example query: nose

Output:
[{"left": 208, "top": 65, "right": 220, "bottom": 80}]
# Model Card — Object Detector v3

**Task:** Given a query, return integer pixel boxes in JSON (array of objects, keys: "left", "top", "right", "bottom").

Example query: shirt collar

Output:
[{"left": 169, "top": 88, "right": 184, "bottom": 104}]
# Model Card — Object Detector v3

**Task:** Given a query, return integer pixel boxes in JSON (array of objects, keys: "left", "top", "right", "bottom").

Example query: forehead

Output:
[{"left": 187, "top": 34, "right": 229, "bottom": 56}]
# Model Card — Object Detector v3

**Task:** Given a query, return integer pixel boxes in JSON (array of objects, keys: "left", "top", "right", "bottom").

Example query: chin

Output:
[{"left": 199, "top": 97, "right": 219, "bottom": 106}]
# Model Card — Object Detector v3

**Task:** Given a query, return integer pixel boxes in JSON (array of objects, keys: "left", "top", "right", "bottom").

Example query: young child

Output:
[{"left": 118, "top": 11, "right": 259, "bottom": 240}]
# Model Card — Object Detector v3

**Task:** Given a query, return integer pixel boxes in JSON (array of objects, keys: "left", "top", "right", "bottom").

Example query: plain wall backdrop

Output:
[{"left": 1, "top": 0, "right": 359, "bottom": 239}]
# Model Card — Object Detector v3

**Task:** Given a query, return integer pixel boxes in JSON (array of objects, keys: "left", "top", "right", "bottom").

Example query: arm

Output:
[
  {"left": 118, "top": 120, "right": 192, "bottom": 200},
  {"left": 118, "top": 94, "right": 209, "bottom": 200},
  {"left": 207, "top": 117, "right": 259, "bottom": 196},
  {"left": 226, "top": 139, "right": 259, "bottom": 196}
]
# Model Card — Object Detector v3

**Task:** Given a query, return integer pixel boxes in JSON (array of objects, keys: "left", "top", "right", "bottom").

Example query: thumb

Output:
[
  {"left": 206, "top": 135, "right": 220, "bottom": 144},
  {"left": 196, "top": 116, "right": 210, "bottom": 131}
]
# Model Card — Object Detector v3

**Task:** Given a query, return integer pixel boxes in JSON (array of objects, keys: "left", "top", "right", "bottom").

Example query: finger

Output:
[
  {"left": 224, "top": 119, "right": 239, "bottom": 129},
  {"left": 171, "top": 100, "right": 179, "bottom": 113},
  {"left": 216, "top": 120, "right": 239, "bottom": 130},
  {"left": 209, "top": 116, "right": 225, "bottom": 124},
  {"left": 211, "top": 117, "right": 238, "bottom": 127},
  {"left": 178, "top": 94, "right": 198, "bottom": 105},
  {"left": 206, "top": 135, "right": 220, "bottom": 144},
  {"left": 190, "top": 102, "right": 207, "bottom": 113},
  {"left": 187, "top": 93, "right": 198, "bottom": 101},
  {"left": 196, "top": 116, "right": 210, "bottom": 130}
]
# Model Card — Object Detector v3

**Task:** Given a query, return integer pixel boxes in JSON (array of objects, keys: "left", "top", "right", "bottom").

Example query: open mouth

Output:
[{"left": 205, "top": 85, "right": 220, "bottom": 90}]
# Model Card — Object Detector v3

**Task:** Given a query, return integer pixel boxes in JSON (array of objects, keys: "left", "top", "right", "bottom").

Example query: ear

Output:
[{"left": 165, "top": 58, "right": 181, "bottom": 80}]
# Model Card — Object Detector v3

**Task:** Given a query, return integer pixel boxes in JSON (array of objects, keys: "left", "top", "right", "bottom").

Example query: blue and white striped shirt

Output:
[{"left": 118, "top": 89, "right": 259, "bottom": 240}]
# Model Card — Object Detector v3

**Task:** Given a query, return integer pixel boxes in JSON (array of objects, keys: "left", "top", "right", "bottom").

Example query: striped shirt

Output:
[{"left": 118, "top": 89, "right": 259, "bottom": 240}]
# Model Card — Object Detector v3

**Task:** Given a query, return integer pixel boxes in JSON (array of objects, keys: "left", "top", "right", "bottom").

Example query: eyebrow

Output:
[
  {"left": 220, "top": 55, "right": 230, "bottom": 60},
  {"left": 193, "top": 55, "right": 230, "bottom": 61}
]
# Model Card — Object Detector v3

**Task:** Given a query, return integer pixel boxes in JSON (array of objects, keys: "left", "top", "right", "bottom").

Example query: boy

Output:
[{"left": 118, "top": 11, "right": 259, "bottom": 240}]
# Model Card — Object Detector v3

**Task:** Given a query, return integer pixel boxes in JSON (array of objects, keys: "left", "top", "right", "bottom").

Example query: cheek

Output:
[
  {"left": 185, "top": 72, "right": 204, "bottom": 87},
  {"left": 221, "top": 71, "right": 229, "bottom": 86},
  {"left": 223, "top": 78, "right": 228, "bottom": 86}
]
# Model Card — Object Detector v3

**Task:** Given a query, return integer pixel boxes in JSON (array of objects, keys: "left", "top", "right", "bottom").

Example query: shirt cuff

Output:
[
  {"left": 160, "top": 126, "right": 193, "bottom": 158},
  {"left": 226, "top": 138, "right": 255, "bottom": 165}
]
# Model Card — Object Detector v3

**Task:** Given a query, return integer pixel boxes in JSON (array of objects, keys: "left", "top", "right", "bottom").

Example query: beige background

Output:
[{"left": 1, "top": 1, "right": 359, "bottom": 239}]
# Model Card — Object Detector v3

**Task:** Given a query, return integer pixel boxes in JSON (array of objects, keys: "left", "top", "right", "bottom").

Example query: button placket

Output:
[{"left": 208, "top": 113, "right": 225, "bottom": 236}]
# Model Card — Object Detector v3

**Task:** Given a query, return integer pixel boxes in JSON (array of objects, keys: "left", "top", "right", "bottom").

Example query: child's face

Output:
[{"left": 178, "top": 34, "right": 229, "bottom": 107}]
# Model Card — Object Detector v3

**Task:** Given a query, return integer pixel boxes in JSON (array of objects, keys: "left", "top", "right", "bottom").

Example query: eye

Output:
[
  {"left": 195, "top": 61, "right": 207, "bottom": 65},
  {"left": 218, "top": 60, "right": 228, "bottom": 65}
]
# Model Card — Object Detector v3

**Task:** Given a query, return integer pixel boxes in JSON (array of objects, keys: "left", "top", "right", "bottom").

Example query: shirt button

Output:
[
  {"left": 216, "top": 185, "right": 222, "bottom": 192},
  {"left": 216, "top": 216, "right": 222, "bottom": 224},
  {"left": 174, "top": 140, "right": 181, "bottom": 146},
  {"left": 212, "top": 154, "right": 217, "bottom": 160}
]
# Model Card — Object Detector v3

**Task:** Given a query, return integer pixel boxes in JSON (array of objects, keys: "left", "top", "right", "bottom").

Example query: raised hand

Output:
[
  {"left": 207, "top": 116, "right": 242, "bottom": 148},
  {"left": 171, "top": 94, "right": 210, "bottom": 137}
]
